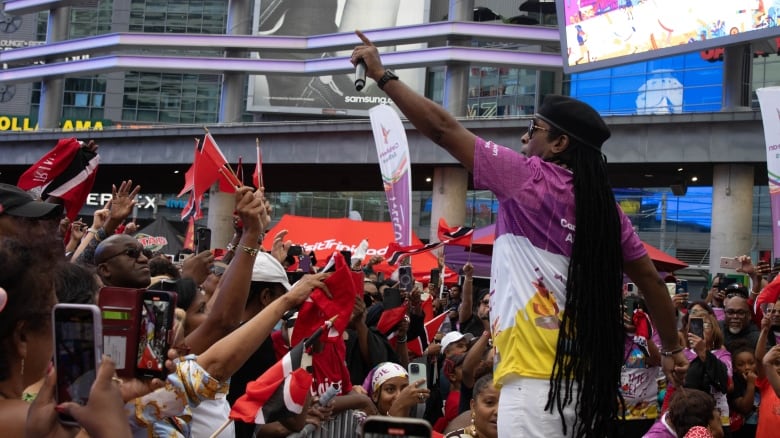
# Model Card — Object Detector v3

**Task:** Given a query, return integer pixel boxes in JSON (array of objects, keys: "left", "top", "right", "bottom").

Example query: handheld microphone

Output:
[{"left": 355, "top": 61, "right": 366, "bottom": 91}]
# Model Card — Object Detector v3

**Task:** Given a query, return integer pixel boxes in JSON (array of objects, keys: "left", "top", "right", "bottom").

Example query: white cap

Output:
[
  {"left": 251, "top": 252, "right": 292, "bottom": 290},
  {"left": 441, "top": 331, "right": 466, "bottom": 353}
]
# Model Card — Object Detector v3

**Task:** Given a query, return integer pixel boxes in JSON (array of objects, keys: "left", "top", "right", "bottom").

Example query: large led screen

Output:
[
  {"left": 247, "top": 0, "right": 428, "bottom": 116},
  {"left": 557, "top": 0, "right": 780, "bottom": 73}
]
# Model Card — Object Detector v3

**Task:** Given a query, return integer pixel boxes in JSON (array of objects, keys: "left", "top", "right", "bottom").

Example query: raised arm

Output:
[
  {"left": 459, "top": 262, "right": 475, "bottom": 324},
  {"left": 184, "top": 186, "right": 270, "bottom": 354},
  {"left": 623, "top": 254, "right": 688, "bottom": 385},
  {"left": 197, "top": 273, "right": 329, "bottom": 381},
  {"left": 352, "top": 30, "right": 476, "bottom": 172}
]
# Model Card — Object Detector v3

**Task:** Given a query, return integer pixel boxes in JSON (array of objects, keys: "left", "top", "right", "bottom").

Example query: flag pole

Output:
[
  {"left": 255, "top": 138, "right": 264, "bottom": 189},
  {"left": 209, "top": 419, "right": 233, "bottom": 438}
]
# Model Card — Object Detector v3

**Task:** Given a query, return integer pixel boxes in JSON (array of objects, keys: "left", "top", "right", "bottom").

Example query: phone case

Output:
[
  {"left": 689, "top": 318, "right": 704, "bottom": 338},
  {"left": 720, "top": 257, "right": 741, "bottom": 270},
  {"left": 137, "top": 290, "right": 177, "bottom": 379},
  {"left": 407, "top": 362, "right": 427, "bottom": 387},
  {"left": 362, "top": 416, "right": 432, "bottom": 438},
  {"left": 97, "top": 287, "right": 145, "bottom": 379}
]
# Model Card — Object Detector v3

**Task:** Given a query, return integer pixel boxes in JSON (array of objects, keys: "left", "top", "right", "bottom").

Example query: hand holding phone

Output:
[
  {"left": 720, "top": 256, "right": 741, "bottom": 270},
  {"left": 689, "top": 317, "right": 705, "bottom": 339},
  {"left": 53, "top": 304, "right": 103, "bottom": 426},
  {"left": 407, "top": 362, "right": 427, "bottom": 391},
  {"left": 136, "top": 290, "right": 177, "bottom": 379},
  {"left": 362, "top": 416, "right": 432, "bottom": 438}
]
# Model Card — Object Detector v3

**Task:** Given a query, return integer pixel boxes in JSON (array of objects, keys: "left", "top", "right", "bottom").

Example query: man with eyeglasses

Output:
[
  {"left": 352, "top": 32, "right": 686, "bottom": 438},
  {"left": 721, "top": 292, "right": 760, "bottom": 350},
  {"left": 458, "top": 263, "right": 490, "bottom": 339}
]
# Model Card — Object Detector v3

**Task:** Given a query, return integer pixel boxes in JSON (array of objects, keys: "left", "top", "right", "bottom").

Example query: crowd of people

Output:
[{"left": 2, "top": 33, "right": 780, "bottom": 438}]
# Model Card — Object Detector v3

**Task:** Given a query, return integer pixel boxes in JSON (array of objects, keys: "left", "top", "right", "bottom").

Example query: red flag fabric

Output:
[
  {"left": 386, "top": 241, "right": 444, "bottom": 266},
  {"left": 183, "top": 216, "right": 195, "bottom": 251},
  {"left": 177, "top": 163, "right": 195, "bottom": 198},
  {"left": 407, "top": 310, "right": 448, "bottom": 357},
  {"left": 436, "top": 218, "right": 474, "bottom": 247},
  {"left": 18, "top": 138, "right": 99, "bottom": 220},
  {"left": 193, "top": 136, "right": 222, "bottom": 203},
  {"left": 291, "top": 254, "right": 360, "bottom": 346},
  {"left": 229, "top": 341, "right": 311, "bottom": 424},
  {"left": 377, "top": 303, "right": 408, "bottom": 336},
  {"left": 253, "top": 144, "right": 263, "bottom": 189}
]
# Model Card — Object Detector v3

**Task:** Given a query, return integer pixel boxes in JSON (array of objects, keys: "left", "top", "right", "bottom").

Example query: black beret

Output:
[{"left": 535, "top": 95, "right": 610, "bottom": 150}]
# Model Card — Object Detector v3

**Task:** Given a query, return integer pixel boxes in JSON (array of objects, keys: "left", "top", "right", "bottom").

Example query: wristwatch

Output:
[{"left": 377, "top": 70, "right": 399, "bottom": 90}]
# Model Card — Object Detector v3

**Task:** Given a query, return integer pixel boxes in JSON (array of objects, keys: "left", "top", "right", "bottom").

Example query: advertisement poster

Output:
[
  {"left": 247, "top": 0, "right": 428, "bottom": 116},
  {"left": 756, "top": 87, "right": 780, "bottom": 258},
  {"left": 558, "top": 0, "right": 780, "bottom": 72}
]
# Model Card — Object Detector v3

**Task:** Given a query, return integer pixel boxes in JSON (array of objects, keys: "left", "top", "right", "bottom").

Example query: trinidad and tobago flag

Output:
[
  {"left": 386, "top": 219, "right": 473, "bottom": 265},
  {"left": 229, "top": 319, "right": 333, "bottom": 425}
]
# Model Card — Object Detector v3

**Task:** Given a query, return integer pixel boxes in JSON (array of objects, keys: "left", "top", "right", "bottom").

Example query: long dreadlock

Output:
[{"left": 544, "top": 128, "right": 626, "bottom": 438}]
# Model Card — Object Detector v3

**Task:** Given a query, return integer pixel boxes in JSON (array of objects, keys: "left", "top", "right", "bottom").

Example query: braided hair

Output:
[{"left": 544, "top": 127, "right": 625, "bottom": 438}]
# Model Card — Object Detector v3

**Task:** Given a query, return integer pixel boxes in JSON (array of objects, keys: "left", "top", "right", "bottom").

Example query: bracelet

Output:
[
  {"left": 661, "top": 347, "right": 684, "bottom": 357},
  {"left": 236, "top": 244, "right": 259, "bottom": 257},
  {"left": 87, "top": 228, "right": 101, "bottom": 242},
  {"left": 396, "top": 335, "right": 407, "bottom": 343},
  {"left": 226, "top": 243, "right": 236, "bottom": 252}
]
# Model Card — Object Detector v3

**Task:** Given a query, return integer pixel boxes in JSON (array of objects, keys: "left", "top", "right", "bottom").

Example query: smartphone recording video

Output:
[
  {"left": 689, "top": 317, "right": 705, "bottom": 339},
  {"left": 398, "top": 266, "right": 413, "bottom": 292},
  {"left": 53, "top": 304, "right": 103, "bottom": 426},
  {"left": 362, "top": 416, "right": 432, "bottom": 438},
  {"left": 136, "top": 290, "right": 176, "bottom": 379},
  {"left": 196, "top": 227, "right": 211, "bottom": 253}
]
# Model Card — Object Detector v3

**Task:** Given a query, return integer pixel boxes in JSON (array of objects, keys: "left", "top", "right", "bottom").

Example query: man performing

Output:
[{"left": 351, "top": 31, "right": 687, "bottom": 438}]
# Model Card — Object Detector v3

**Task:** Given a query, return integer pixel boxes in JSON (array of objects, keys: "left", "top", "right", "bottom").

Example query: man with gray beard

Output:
[{"left": 721, "top": 293, "right": 761, "bottom": 350}]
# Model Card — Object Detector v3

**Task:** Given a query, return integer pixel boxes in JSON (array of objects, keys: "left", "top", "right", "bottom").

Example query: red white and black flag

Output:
[
  {"left": 386, "top": 219, "right": 474, "bottom": 265},
  {"left": 229, "top": 318, "right": 334, "bottom": 425},
  {"left": 17, "top": 138, "right": 99, "bottom": 220},
  {"left": 230, "top": 338, "right": 310, "bottom": 425}
]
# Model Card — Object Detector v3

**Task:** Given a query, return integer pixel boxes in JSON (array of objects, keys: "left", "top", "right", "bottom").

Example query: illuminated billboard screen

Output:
[
  {"left": 247, "top": 0, "right": 428, "bottom": 116},
  {"left": 556, "top": 0, "right": 780, "bottom": 73}
]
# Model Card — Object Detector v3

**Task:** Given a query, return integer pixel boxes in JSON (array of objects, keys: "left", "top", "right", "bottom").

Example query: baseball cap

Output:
[
  {"left": 536, "top": 95, "right": 610, "bottom": 150},
  {"left": 0, "top": 183, "right": 62, "bottom": 219},
  {"left": 441, "top": 331, "right": 471, "bottom": 352},
  {"left": 251, "top": 251, "right": 292, "bottom": 290}
]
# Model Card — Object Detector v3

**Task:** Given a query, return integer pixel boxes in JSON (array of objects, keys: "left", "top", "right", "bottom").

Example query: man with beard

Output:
[{"left": 722, "top": 292, "right": 761, "bottom": 350}]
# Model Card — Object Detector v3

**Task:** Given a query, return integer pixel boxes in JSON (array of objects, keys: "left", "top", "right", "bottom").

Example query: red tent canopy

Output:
[
  {"left": 642, "top": 242, "right": 688, "bottom": 272},
  {"left": 262, "top": 215, "right": 446, "bottom": 281}
]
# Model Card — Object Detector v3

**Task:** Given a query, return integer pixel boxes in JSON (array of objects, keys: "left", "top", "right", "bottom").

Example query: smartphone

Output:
[
  {"left": 288, "top": 245, "right": 303, "bottom": 257},
  {"left": 340, "top": 250, "right": 353, "bottom": 266},
  {"left": 362, "top": 416, "right": 432, "bottom": 438},
  {"left": 430, "top": 268, "right": 440, "bottom": 287},
  {"left": 136, "top": 290, "right": 177, "bottom": 379},
  {"left": 384, "top": 287, "right": 403, "bottom": 309},
  {"left": 196, "top": 227, "right": 211, "bottom": 253},
  {"left": 625, "top": 283, "right": 636, "bottom": 294},
  {"left": 398, "top": 266, "right": 414, "bottom": 292},
  {"left": 98, "top": 287, "right": 145, "bottom": 379},
  {"left": 624, "top": 295, "right": 638, "bottom": 320},
  {"left": 665, "top": 282, "right": 677, "bottom": 298},
  {"left": 676, "top": 279, "right": 688, "bottom": 293},
  {"left": 53, "top": 304, "right": 103, "bottom": 426},
  {"left": 408, "top": 362, "right": 427, "bottom": 388},
  {"left": 718, "top": 276, "right": 738, "bottom": 291},
  {"left": 689, "top": 317, "right": 705, "bottom": 339},
  {"left": 298, "top": 253, "right": 312, "bottom": 273},
  {"left": 720, "top": 257, "right": 741, "bottom": 270}
]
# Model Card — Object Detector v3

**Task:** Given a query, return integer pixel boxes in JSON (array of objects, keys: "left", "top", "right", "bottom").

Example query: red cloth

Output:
[
  {"left": 291, "top": 254, "right": 360, "bottom": 346},
  {"left": 433, "top": 389, "right": 460, "bottom": 433},
  {"left": 683, "top": 426, "right": 712, "bottom": 438},
  {"left": 436, "top": 218, "right": 474, "bottom": 246},
  {"left": 633, "top": 309, "right": 650, "bottom": 339},
  {"left": 756, "top": 377, "right": 780, "bottom": 438},
  {"left": 17, "top": 137, "right": 99, "bottom": 220},
  {"left": 755, "top": 275, "right": 780, "bottom": 323},
  {"left": 272, "top": 329, "right": 353, "bottom": 397},
  {"left": 377, "top": 304, "right": 408, "bottom": 335},
  {"left": 229, "top": 339, "right": 312, "bottom": 425}
]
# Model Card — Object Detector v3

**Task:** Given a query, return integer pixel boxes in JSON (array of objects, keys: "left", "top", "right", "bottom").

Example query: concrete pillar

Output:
[
  {"left": 206, "top": 185, "right": 235, "bottom": 250},
  {"left": 208, "top": 0, "right": 251, "bottom": 244},
  {"left": 38, "top": 7, "right": 70, "bottom": 129},
  {"left": 709, "top": 164, "right": 754, "bottom": 277},
  {"left": 219, "top": 0, "right": 251, "bottom": 123},
  {"left": 429, "top": 167, "right": 469, "bottom": 241}
]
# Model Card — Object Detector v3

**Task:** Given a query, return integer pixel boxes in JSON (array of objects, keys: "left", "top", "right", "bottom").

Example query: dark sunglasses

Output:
[
  {"left": 527, "top": 119, "right": 550, "bottom": 139},
  {"left": 105, "top": 246, "right": 144, "bottom": 261}
]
